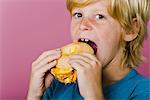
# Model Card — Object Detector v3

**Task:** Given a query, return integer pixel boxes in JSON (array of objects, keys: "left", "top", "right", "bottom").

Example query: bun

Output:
[{"left": 51, "top": 42, "right": 94, "bottom": 84}]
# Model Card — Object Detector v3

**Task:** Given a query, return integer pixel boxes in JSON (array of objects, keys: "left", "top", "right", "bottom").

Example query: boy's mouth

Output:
[{"left": 78, "top": 38, "right": 97, "bottom": 54}]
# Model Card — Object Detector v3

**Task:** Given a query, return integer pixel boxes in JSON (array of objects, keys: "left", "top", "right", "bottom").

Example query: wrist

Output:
[
  {"left": 27, "top": 90, "right": 42, "bottom": 100},
  {"left": 83, "top": 86, "right": 104, "bottom": 100},
  {"left": 27, "top": 93, "right": 41, "bottom": 100},
  {"left": 27, "top": 96, "right": 40, "bottom": 100},
  {"left": 84, "top": 94, "right": 104, "bottom": 100}
]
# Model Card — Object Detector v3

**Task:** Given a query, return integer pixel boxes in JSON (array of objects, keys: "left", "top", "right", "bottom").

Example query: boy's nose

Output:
[{"left": 79, "top": 18, "right": 92, "bottom": 31}]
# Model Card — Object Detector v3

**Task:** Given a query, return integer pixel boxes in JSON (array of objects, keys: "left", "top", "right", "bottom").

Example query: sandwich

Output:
[{"left": 51, "top": 39, "right": 97, "bottom": 84}]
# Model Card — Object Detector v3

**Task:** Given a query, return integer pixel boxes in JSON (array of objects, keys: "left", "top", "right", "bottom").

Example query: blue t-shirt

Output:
[{"left": 42, "top": 69, "right": 150, "bottom": 100}]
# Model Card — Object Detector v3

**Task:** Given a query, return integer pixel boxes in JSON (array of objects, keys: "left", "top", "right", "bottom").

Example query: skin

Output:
[{"left": 27, "top": 0, "right": 139, "bottom": 100}]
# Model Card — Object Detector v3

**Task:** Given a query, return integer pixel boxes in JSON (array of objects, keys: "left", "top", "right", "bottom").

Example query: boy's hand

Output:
[
  {"left": 69, "top": 52, "right": 104, "bottom": 99},
  {"left": 27, "top": 49, "right": 61, "bottom": 99}
]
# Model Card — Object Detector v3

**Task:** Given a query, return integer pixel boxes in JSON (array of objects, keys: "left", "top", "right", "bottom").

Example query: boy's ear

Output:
[{"left": 124, "top": 18, "right": 140, "bottom": 42}]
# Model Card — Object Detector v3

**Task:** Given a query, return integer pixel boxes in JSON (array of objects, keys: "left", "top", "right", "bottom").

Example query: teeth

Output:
[
  {"left": 85, "top": 39, "right": 89, "bottom": 42},
  {"left": 81, "top": 38, "right": 84, "bottom": 42},
  {"left": 80, "top": 38, "right": 89, "bottom": 42}
]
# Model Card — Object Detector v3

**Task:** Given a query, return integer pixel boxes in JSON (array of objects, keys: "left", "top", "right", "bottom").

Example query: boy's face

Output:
[{"left": 70, "top": 0, "right": 124, "bottom": 67}]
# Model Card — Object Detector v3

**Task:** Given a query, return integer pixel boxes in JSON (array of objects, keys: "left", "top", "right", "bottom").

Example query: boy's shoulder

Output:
[
  {"left": 103, "top": 69, "right": 150, "bottom": 99},
  {"left": 132, "top": 73, "right": 150, "bottom": 91},
  {"left": 129, "top": 70, "right": 150, "bottom": 99},
  {"left": 132, "top": 69, "right": 150, "bottom": 86}
]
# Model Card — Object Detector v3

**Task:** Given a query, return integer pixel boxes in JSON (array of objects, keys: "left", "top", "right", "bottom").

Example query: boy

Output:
[{"left": 27, "top": 0, "right": 150, "bottom": 99}]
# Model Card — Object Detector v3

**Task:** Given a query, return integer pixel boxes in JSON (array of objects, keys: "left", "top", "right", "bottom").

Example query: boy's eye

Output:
[
  {"left": 73, "top": 12, "right": 83, "bottom": 19},
  {"left": 95, "top": 14, "right": 104, "bottom": 20}
]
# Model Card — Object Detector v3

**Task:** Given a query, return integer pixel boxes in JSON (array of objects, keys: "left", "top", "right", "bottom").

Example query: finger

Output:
[
  {"left": 78, "top": 52, "right": 101, "bottom": 65},
  {"left": 69, "top": 54, "right": 96, "bottom": 66},
  {"left": 69, "top": 59, "right": 91, "bottom": 68},
  {"left": 38, "top": 60, "right": 57, "bottom": 74},
  {"left": 33, "top": 53, "right": 60, "bottom": 71},
  {"left": 78, "top": 52, "right": 97, "bottom": 61},
  {"left": 69, "top": 54, "right": 91, "bottom": 62},
  {"left": 32, "top": 48, "right": 61, "bottom": 66},
  {"left": 70, "top": 62, "right": 84, "bottom": 72},
  {"left": 34, "top": 48, "right": 60, "bottom": 65}
]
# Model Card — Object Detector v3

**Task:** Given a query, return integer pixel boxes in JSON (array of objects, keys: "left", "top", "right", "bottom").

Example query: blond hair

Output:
[{"left": 66, "top": 0, "right": 150, "bottom": 68}]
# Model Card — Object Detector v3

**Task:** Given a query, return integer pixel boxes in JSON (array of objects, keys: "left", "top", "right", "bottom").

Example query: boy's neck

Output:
[
  {"left": 102, "top": 67, "right": 131, "bottom": 87},
  {"left": 102, "top": 48, "right": 131, "bottom": 86}
]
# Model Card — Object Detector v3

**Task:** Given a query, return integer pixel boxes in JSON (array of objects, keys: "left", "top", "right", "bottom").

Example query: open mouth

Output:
[{"left": 78, "top": 38, "right": 97, "bottom": 54}]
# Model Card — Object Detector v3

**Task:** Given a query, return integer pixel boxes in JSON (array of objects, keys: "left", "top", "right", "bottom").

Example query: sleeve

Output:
[
  {"left": 130, "top": 78, "right": 150, "bottom": 100},
  {"left": 41, "top": 79, "right": 57, "bottom": 100}
]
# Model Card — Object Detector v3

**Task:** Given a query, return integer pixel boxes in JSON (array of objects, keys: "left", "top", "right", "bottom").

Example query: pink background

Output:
[{"left": 0, "top": 0, "right": 149, "bottom": 99}]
